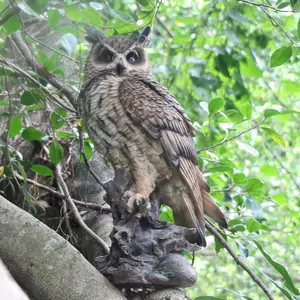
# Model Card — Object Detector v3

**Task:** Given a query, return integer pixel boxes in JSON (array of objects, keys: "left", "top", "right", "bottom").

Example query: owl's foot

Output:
[{"left": 123, "top": 191, "right": 151, "bottom": 216}]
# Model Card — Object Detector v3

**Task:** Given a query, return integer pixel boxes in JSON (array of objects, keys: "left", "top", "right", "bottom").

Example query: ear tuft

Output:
[
  {"left": 137, "top": 26, "right": 151, "bottom": 45},
  {"left": 85, "top": 25, "right": 106, "bottom": 44}
]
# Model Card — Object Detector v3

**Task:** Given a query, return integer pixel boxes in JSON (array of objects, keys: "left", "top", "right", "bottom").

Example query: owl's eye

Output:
[
  {"left": 126, "top": 51, "right": 140, "bottom": 64},
  {"left": 97, "top": 48, "right": 114, "bottom": 63}
]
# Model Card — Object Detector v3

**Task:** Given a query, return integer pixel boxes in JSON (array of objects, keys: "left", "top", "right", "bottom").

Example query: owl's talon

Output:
[{"left": 123, "top": 192, "right": 151, "bottom": 215}]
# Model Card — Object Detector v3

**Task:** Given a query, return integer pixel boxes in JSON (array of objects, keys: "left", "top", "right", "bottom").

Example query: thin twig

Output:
[
  {"left": 198, "top": 119, "right": 264, "bottom": 153},
  {"left": 238, "top": 0, "right": 300, "bottom": 13},
  {"left": 264, "top": 143, "right": 300, "bottom": 191},
  {"left": 14, "top": 173, "right": 110, "bottom": 211},
  {"left": 25, "top": 32, "right": 81, "bottom": 64},
  {"left": 205, "top": 220, "right": 275, "bottom": 300},
  {"left": 260, "top": 7, "right": 300, "bottom": 46},
  {"left": 55, "top": 163, "right": 110, "bottom": 254},
  {"left": 0, "top": 56, "right": 77, "bottom": 114}
]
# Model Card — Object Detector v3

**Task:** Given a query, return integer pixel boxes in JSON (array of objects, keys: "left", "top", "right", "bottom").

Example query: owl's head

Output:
[{"left": 84, "top": 26, "right": 152, "bottom": 81}]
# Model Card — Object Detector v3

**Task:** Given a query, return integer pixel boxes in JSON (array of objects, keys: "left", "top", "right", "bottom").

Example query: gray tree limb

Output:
[{"left": 0, "top": 195, "right": 127, "bottom": 300}]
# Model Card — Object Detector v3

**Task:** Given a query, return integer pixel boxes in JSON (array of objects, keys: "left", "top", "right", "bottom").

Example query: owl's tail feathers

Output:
[
  {"left": 179, "top": 158, "right": 207, "bottom": 246},
  {"left": 202, "top": 192, "right": 228, "bottom": 228},
  {"left": 198, "top": 172, "right": 228, "bottom": 228}
]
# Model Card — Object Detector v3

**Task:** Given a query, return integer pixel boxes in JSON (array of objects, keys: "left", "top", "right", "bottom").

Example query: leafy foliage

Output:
[{"left": 0, "top": 0, "right": 299, "bottom": 299}]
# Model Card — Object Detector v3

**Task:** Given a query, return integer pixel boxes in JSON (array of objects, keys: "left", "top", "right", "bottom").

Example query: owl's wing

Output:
[{"left": 119, "top": 79, "right": 227, "bottom": 241}]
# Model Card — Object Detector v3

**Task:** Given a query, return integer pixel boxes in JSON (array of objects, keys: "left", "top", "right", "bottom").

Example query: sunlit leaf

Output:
[
  {"left": 246, "top": 218, "right": 261, "bottom": 232},
  {"left": 254, "top": 240, "right": 300, "bottom": 295},
  {"left": 270, "top": 46, "right": 292, "bottom": 67},
  {"left": 261, "top": 127, "right": 286, "bottom": 146},
  {"left": 208, "top": 97, "right": 224, "bottom": 115},
  {"left": 236, "top": 141, "right": 259, "bottom": 157}
]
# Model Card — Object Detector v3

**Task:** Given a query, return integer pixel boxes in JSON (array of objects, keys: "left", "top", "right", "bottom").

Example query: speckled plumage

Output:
[{"left": 80, "top": 27, "right": 227, "bottom": 246}]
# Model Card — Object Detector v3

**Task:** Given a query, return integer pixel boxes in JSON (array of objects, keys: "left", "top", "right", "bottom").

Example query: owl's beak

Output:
[{"left": 116, "top": 63, "right": 125, "bottom": 76}]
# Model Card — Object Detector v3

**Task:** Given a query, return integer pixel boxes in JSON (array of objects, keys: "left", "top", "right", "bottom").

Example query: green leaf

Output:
[
  {"left": 2, "top": 14, "right": 22, "bottom": 34},
  {"left": 233, "top": 173, "right": 246, "bottom": 183},
  {"left": 8, "top": 116, "right": 22, "bottom": 138},
  {"left": 236, "top": 141, "right": 259, "bottom": 157},
  {"left": 245, "top": 198, "right": 263, "bottom": 217},
  {"left": 61, "top": 34, "right": 78, "bottom": 54},
  {"left": 21, "top": 127, "right": 45, "bottom": 141},
  {"left": 254, "top": 240, "right": 300, "bottom": 295},
  {"left": 264, "top": 108, "right": 299, "bottom": 118},
  {"left": 270, "top": 46, "right": 292, "bottom": 67},
  {"left": 50, "top": 108, "right": 68, "bottom": 129},
  {"left": 205, "top": 164, "right": 233, "bottom": 172},
  {"left": 236, "top": 241, "right": 249, "bottom": 258},
  {"left": 64, "top": 4, "right": 82, "bottom": 21},
  {"left": 44, "top": 59, "right": 56, "bottom": 71},
  {"left": 261, "top": 127, "right": 286, "bottom": 146},
  {"left": 239, "top": 103, "right": 252, "bottom": 119},
  {"left": 48, "top": 9, "right": 61, "bottom": 27},
  {"left": 246, "top": 178, "right": 264, "bottom": 193},
  {"left": 84, "top": 140, "right": 93, "bottom": 160},
  {"left": 208, "top": 97, "right": 224, "bottom": 115},
  {"left": 49, "top": 140, "right": 64, "bottom": 164},
  {"left": 260, "top": 165, "right": 279, "bottom": 177},
  {"left": 298, "top": 19, "right": 300, "bottom": 39},
  {"left": 20, "top": 90, "right": 43, "bottom": 106},
  {"left": 246, "top": 218, "right": 261, "bottom": 232},
  {"left": 159, "top": 205, "right": 174, "bottom": 223},
  {"left": 31, "top": 164, "right": 53, "bottom": 176}
]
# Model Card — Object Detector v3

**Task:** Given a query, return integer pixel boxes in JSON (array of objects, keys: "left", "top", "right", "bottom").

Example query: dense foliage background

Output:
[{"left": 0, "top": 0, "right": 299, "bottom": 299}]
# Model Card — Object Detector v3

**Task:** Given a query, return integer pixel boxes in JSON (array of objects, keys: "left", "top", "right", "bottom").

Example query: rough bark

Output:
[{"left": 0, "top": 195, "right": 126, "bottom": 300}]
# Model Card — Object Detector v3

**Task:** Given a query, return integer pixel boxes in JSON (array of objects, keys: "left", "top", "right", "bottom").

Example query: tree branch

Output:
[
  {"left": 0, "top": 195, "right": 126, "bottom": 300},
  {"left": 14, "top": 172, "right": 110, "bottom": 211},
  {"left": 238, "top": 0, "right": 300, "bottom": 13},
  {"left": 264, "top": 143, "right": 300, "bottom": 191},
  {"left": 0, "top": 56, "right": 77, "bottom": 114},
  {"left": 55, "top": 163, "right": 110, "bottom": 254},
  {"left": 205, "top": 220, "right": 275, "bottom": 300},
  {"left": 11, "top": 31, "right": 78, "bottom": 110},
  {"left": 198, "top": 119, "right": 264, "bottom": 153}
]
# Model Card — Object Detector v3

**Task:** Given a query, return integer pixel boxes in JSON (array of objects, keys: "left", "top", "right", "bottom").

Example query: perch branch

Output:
[
  {"left": 55, "top": 163, "right": 110, "bottom": 254},
  {"left": 11, "top": 31, "right": 78, "bottom": 110},
  {"left": 205, "top": 220, "right": 275, "bottom": 300},
  {"left": 14, "top": 173, "right": 110, "bottom": 211},
  {"left": 198, "top": 119, "right": 264, "bottom": 153}
]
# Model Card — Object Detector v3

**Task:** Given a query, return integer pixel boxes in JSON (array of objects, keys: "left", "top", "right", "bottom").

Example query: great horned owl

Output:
[{"left": 80, "top": 27, "right": 227, "bottom": 246}]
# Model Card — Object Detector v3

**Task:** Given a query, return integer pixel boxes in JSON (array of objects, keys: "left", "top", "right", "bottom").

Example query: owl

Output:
[{"left": 80, "top": 26, "right": 227, "bottom": 246}]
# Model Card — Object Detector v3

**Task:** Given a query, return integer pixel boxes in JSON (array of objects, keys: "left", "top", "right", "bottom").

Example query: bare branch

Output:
[
  {"left": 198, "top": 119, "right": 264, "bottom": 153},
  {"left": 11, "top": 32, "right": 78, "bottom": 110},
  {"left": 264, "top": 143, "right": 300, "bottom": 191},
  {"left": 14, "top": 173, "right": 111, "bottom": 212},
  {"left": 205, "top": 220, "right": 275, "bottom": 300},
  {"left": 0, "top": 56, "right": 77, "bottom": 114},
  {"left": 55, "top": 163, "right": 110, "bottom": 254},
  {"left": 238, "top": 0, "right": 300, "bottom": 13}
]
